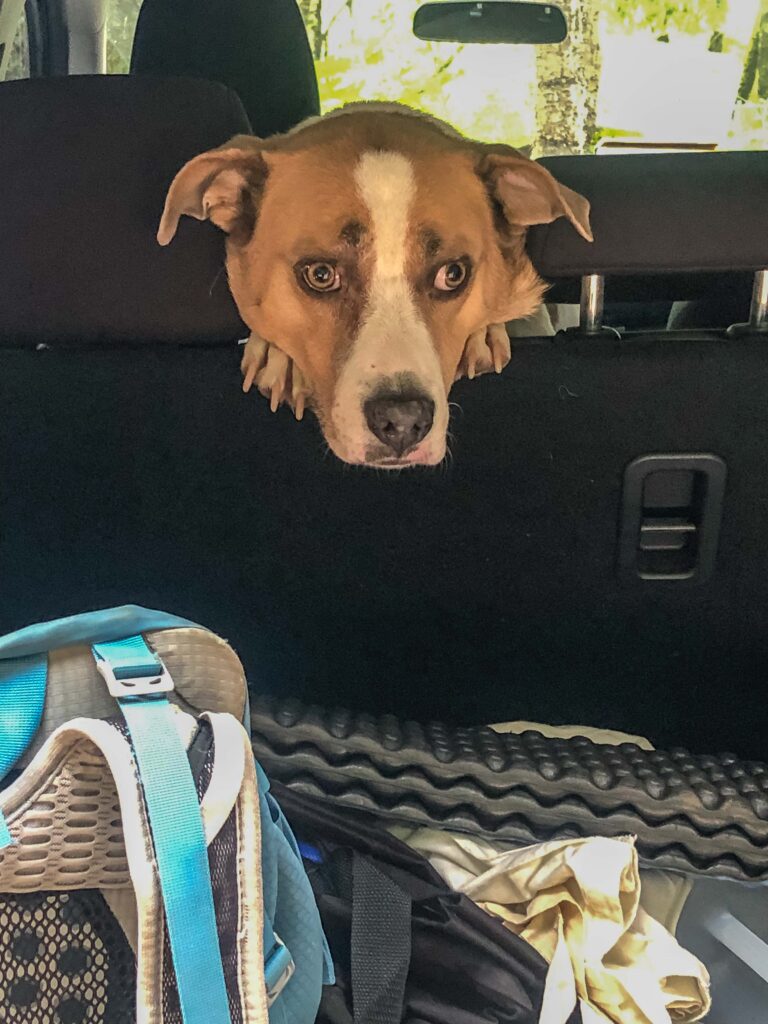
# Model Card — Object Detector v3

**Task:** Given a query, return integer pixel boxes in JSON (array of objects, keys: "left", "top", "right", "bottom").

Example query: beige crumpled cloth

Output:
[
  {"left": 390, "top": 828, "right": 710, "bottom": 1024},
  {"left": 488, "top": 720, "right": 655, "bottom": 750}
]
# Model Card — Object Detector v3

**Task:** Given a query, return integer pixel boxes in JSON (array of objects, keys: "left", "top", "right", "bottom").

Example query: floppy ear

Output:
[
  {"left": 479, "top": 150, "right": 593, "bottom": 242},
  {"left": 157, "top": 137, "right": 268, "bottom": 246}
]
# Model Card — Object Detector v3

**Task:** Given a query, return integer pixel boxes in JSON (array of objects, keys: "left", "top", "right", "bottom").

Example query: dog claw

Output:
[
  {"left": 291, "top": 364, "right": 309, "bottom": 421},
  {"left": 257, "top": 346, "right": 291, "bottom": 413},
  {"left": 241, "top": 331, "right": 310, "bottom": 418},
  {"left": 457, "top": 324, "right": 512, "bottom": 382},
  {"left": 488, "top": 323, "right": 511, "bottom": 374},
  {"left": 241, "top": 333, "right": 269, "bottom": 393}
]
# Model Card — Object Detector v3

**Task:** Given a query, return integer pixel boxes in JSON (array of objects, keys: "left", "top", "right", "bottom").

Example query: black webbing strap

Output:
[{"left": 350, "top": 854, "right": 412, "bottom": 1024}]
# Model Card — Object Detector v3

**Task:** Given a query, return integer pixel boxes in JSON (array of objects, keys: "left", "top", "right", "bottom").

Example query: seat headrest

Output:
[
  {"left": 528, "top": 151, "right": 768, "bottom": 280},
  {"left": 0, "top": 76, "right": 250, "bottom": 346},
  {"left": 131, "top": 0, "right": 320, "bottom": 138}
]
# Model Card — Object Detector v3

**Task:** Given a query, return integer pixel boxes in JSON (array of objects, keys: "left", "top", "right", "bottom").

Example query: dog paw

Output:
[
  {"left": 241, "top": 333, "right": 309, "bottom": 420},
  {"left": 455, "top": 323, "right": 512, "bottom": 382}
]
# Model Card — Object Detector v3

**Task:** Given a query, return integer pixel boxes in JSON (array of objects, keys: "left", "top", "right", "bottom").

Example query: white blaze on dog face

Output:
[
  {"left": 158, "top": 106, "right": 592, "bottom": 468},
  {"left": 330, "top": 151, "right": 448, "bottom": 466}
]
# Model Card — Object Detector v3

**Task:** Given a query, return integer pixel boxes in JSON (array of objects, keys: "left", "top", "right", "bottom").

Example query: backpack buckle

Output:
[
  {"left": 95, "top": 655, "right": 174, "bottom": 699},
  {"left": 265, "top": 936, "right": 295, "bottom": 1006}
]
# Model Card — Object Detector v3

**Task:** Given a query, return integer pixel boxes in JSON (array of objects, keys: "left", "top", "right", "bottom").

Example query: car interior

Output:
[{"left": 1, "top": 1, "right": 768, "bottom": 1021}]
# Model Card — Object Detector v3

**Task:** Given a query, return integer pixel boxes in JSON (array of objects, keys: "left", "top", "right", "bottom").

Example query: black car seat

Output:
[
  {"left": 0, "top": 76, "right": 248, "bottom": 345},
  {"left": 130, "top": 0, "right": 319, "bottom": 138},
  {"left": 1, "top": 79, "right": 767, "bottom": 761},
  {"left": 2, "top": 71, "right": 768, "bottom": 1021}
]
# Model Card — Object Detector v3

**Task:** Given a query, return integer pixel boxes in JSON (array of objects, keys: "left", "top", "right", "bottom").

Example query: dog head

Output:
[{"left": 159, "top": 105, "right": 591, "bottom": 467}]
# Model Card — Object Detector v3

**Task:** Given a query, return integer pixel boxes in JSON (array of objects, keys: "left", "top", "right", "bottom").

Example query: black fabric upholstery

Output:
[
  {"left": 0, "top": 76, "right": 248, "bottom": 345},
  {"left": 529, "top": 152, "right": 768, "bottom": 278},
  {"left": 667, "top": 275, "right": 756, "bottom": 329},
  {"left": 2, "top": 336, "right": 768, "bottom": 760},
  {"left": 130, "top": 0, "right": 319, "bottom": 139}
]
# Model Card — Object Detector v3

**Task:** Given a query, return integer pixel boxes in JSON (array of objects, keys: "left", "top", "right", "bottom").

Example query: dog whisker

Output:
[{"left": 208, "top": 264, "right": 226, "bottom": 297}]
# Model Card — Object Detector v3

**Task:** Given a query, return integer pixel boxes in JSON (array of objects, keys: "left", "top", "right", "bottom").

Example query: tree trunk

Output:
[
  {"left": 738, "top": 0, "right": 768, "bottom": 102},
  {"left": 534, "top": 0, "right": 601, "bottom": 156},
  {"left": 299, "top": 0, "right": 324, "bottom": 60}
]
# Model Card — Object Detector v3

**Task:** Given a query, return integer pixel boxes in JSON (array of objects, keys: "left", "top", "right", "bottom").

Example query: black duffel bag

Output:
[{"left": 275, "top": 784, "right": 582, "bottom": 1024}]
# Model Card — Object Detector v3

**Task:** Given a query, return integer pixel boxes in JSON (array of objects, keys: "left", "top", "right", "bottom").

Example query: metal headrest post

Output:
[
  {"left": 727, "top": 269, "right": 768, "bottom": 336},
  {"left": 579, "top": 274, "right": 606, "bottom": 335},
  {"left": 749, "top": 269, "right": 768, "bottom": 332}
]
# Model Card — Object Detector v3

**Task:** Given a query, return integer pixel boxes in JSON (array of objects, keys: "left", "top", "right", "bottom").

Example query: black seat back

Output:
[
  {"left": 2, "top": 81, "right": 768, "bottom": 759},
  {"left": 0, "top": 76, "right": 249, "bottom": 345}
]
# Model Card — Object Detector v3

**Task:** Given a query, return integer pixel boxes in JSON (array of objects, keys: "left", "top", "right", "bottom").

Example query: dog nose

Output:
[{"left": 364, "top": 395, "right": 435, "bottom": 456}]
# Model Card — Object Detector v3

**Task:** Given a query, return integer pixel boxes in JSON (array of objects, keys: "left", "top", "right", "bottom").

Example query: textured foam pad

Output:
[{"left": 250, "top": 697, "right": 768, "bottom": 882}]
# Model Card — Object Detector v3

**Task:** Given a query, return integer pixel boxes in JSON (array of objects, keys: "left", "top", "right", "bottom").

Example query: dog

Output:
[{"left": 158, "top": 103, "right": 592, "bottom": 467}]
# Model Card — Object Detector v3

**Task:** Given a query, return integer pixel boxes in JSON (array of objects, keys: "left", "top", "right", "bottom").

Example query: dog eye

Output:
[
  {"left": 434, "top": 261, "right": 469, "bottom": 292},
  {"left": 302, "top": 262, "right": 341, "bottom": 292}
]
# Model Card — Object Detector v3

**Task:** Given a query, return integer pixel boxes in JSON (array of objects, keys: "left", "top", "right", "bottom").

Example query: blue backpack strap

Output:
[
  {"left": 93, "top": 635, "right": 232, "bottom": 1024},
  {"left": 0, "top": 654, "right": 47, "bottom": 847}
]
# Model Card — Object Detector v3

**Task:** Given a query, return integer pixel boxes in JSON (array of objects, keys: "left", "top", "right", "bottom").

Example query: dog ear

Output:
[
  {"left": 479, "top": 148, "right": 593, "bottom": 242},
  {"left": 157, "top": 137, "right": 268, "bottom": 246}
]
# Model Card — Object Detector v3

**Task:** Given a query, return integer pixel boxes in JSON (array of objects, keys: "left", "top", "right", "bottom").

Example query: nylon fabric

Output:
[
  {"left": 0, "top": 608, "right": 331, "bottom": 1024},
  {"left": 350, "top": 855, "right": 411, "bottom": 1024},
  {"left": 93, "top": 634, "right": 167, "bottom": 679},
  {"left": 94, "top": 636, "right": 232, "bottom": 1024},
  {"left": 0, "top": 606, "right": 198, "bottom": 662},
  {"left": 275, "top": 784, "right": 574, "bottom": 1024},
  {"left": 120, "top": 696, "right": 232, "bottom": 1024},
  {"left": 257, "top": 762, "right": 333, "bottom": 1024},
  {"left": 0, "top": 653, "right": 48, "bottom": 847},
  {"left": 256, "top": 762, "right": 289, "bottom": 996}
]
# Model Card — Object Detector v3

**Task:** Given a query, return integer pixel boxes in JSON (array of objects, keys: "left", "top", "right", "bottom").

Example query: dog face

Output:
[{"left": 159, "top": 105, "right": 591, "bottom": 467}]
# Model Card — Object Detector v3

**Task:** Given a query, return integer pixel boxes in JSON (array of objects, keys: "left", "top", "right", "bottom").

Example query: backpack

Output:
[{"left": 0, "top": 605, "right": 333, "bottom": 1024}]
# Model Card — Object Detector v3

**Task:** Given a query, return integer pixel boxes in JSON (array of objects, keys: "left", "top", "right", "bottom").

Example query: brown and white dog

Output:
[{"left": 158, "top": 104, "right": 591, "bottom": 468}]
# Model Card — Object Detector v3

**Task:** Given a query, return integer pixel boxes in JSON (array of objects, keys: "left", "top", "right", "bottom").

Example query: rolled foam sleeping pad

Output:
[{"left": 250, "top": 696, "right": 768, "bottom": 882}]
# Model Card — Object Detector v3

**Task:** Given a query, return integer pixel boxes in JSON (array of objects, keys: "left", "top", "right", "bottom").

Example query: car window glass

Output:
[
  {"left": 297, "top": 0, "right": 768, "bottom": 156},
  {"left": 3, "top": 10, "right": 30, "bottom": 81},
  {"left": 106, "top": 0, "right": 142, "bottom": 73},
  {"left": 101, "top": 1, "right": 768, "bottom": 155}
]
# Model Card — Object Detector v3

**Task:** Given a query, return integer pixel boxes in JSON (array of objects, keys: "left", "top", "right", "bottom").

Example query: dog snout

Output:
[{"left": 363, "top": 394, "right": 435, "bottom": 457}]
